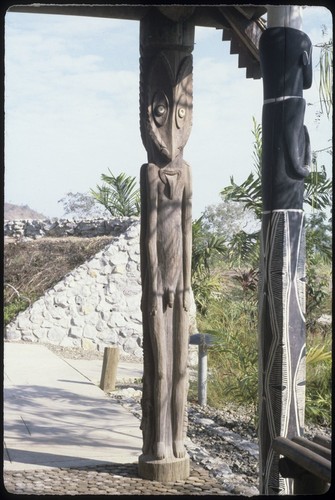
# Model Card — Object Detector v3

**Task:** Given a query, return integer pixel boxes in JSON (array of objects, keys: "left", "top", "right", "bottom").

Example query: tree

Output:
[
  {"left": 58, "top": 191, "right": 106, "bottom": 218},
  {"left": 200, "top": 200, "right": 259, "bottom": 241},
  {"left": 91, "top": 170, "right": 140, "bottom": 217},
  {"left": 305, "top": 211, "right": 332, "bottom": 263},
  {"left": 227, "top": 230, "right": 260, "bottom": 268},
  {"left": 192, "top": 217, "right": 227, "bottom": 274}
]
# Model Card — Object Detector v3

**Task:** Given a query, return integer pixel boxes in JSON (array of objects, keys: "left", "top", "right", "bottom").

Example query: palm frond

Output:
[{"left": 91, "top": 170, "right": 140, "bottom": 216}]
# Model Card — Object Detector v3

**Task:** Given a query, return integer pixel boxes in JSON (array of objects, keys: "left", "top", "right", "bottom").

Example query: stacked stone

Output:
[
  {"left": 4, "top": 217, "right": 138, "bottom": 239},
  {"left": 5, "top": 222, "right": 143, "bottom": 359},
  {"left": 3, "top": 463, "right": 230, "bottom": 495}
]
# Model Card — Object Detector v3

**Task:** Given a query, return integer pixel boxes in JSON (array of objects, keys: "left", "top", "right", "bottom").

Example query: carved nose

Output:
[
  {"left": 167, "top": 121, "right": 182, "bottom": 160},
  {"left": 158, "top": 114, "right": 182, "bottom": 161},
  {"left": 169, "top": 136, "right": 180, "bottom": 161}
]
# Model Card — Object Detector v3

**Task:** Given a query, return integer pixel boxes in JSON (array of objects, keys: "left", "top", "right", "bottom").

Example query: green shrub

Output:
[{"left": 4, "top": 297, "right": 30, "bottom": 325}]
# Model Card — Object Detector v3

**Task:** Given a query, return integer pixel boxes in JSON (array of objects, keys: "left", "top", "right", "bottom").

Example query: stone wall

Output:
[
  {"left": 5, "top": 219, "right": 198, "bottom": 360},
  {"left": 4, "top": 217, "right": 139, "bottom": 239},
  {"left": 5, "top": 222, "right": 143, "bottom": 358}
]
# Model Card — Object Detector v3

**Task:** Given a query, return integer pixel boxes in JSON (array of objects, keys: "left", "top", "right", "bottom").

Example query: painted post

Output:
[{"left": 258, "top": 5, "right": 313, "bottom": 495}]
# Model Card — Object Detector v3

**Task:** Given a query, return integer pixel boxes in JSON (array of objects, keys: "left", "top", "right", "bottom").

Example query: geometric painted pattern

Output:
[{"left": 259, "top": 210, "right": 306, "bottom": 494}]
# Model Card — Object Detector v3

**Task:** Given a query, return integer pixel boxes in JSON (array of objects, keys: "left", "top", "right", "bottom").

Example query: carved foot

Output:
[
  {"left": 156, "top": 441, "right": 166, "bottom": 460},
  {"left": 173, "top": 440, "right": 185, "bottom": 458}
]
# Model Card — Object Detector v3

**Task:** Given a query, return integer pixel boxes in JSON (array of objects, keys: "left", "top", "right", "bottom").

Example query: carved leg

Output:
[
  {"left": 172, "top": 288, "right": 189, "bottom": 458},
  {"left": 150, "top": 303, "right": 169, "bottom": 460},
  {"left": 141, "top": 304, "right": 155, "bottom": 456}
]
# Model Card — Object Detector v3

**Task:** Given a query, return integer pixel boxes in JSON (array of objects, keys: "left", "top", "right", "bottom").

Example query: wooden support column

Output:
[
  {"left": 138, "top": 8, "right": 194, "bottom": 481},
  {"left": 258, "top": 5, "right": 313, "bottom": 495}
]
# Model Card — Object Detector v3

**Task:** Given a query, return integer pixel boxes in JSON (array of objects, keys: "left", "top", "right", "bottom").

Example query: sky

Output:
[{"left": 4, "top": 5, "right": 333, "bottom": 220}]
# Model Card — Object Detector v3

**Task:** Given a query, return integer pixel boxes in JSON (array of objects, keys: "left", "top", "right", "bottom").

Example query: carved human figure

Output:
[
  {"left": 260, "top": 27, "right": 312, "bottom": 211},
  {"left": 139, "top": 14, "right": 194, "bottom": 463},
  {"left": 258, "top": 26, "right": 312, "bottom": 495}
]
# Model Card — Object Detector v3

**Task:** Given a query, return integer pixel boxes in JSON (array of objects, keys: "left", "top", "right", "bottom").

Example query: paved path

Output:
[
  {"left": 4, "top": 343, "right": 143, "bottom": 470},
  {"left": 3, "top": 342, "right": 231, "bottom": 495}
]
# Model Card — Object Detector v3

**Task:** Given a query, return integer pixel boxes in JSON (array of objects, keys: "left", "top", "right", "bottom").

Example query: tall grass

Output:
[
  {"left": 196, "top": 268, "right": 332, "bottom": 427},
  {"left": 305, "top": 332, "right": 332, "bottom": 425},
  {"left": 197, "top": 285, "right": 259, "bottom": 413}
]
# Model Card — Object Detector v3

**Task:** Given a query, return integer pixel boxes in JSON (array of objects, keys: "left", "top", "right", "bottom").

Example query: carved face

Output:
[{"left": 145, "top": 53, "right": 193, "bottom": 163}]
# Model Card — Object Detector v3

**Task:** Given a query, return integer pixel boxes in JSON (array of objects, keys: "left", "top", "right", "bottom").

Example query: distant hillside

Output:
[{"left": 4, "top": 203, "right": 48, "bottom": 220}]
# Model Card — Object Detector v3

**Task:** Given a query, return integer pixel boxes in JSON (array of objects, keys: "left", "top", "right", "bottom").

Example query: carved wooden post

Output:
[
  {"left": 258, "top": 6, "right": 313, "bottom": 495},
  {"left": 138, "top": 8, "right": 194, "bottom": 481}
]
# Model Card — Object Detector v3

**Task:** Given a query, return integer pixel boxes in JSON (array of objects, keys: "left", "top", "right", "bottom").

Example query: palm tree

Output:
[
  {"left": 221, "top": 118, "right": 332, "bottom": 216},
  {"left": 91, "top": 170, "right": 140, "bottom": 217}
]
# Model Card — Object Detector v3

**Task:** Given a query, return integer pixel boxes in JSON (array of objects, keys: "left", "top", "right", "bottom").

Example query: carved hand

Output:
[
  {"left": 150, "top": 293, "right": 158, "bottom": 316},
  {"left": 183, "top": 289, "right": 191, "bottom": 312}
]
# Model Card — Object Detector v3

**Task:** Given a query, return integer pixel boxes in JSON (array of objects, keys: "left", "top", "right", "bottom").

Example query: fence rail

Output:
[{"left": 273, "top": 435, "right": 331, "bottom": 494}]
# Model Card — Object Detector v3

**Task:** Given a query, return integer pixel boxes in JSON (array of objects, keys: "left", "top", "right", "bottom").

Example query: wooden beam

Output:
[
  {"left": 8, "top": 5, "right": 265, "bottom": 31},
  {"left": 313, "top": 435, "right": 332, "bottom": 450},
  {"left": 218, "top": 6, "right": 264, "bottom": 60},
  {"left": 292, "top": 436, "right": 331, "bottom": 461},
  {"left": 273, "top": 437, "right": 331, "bottom": 483},
  {"left": 8, "top": 5, "right": 149, "bottom": 21},
  {"left": 235, "top": 6, "right": 267, "bottom": 21}
]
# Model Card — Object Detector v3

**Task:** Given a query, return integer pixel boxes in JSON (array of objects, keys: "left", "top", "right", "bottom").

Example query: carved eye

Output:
[
  {"left": 152, "top": 91, "right": 169, "bottom": 127},
  {"left": 154, "top": 104, "right": 166, "bottom": 117},
  {"left": 178, "top": 108, "right": 185, "bottom": 119},
  {"left": 176, "top": 94, "right": 187, "bottom": 129}
]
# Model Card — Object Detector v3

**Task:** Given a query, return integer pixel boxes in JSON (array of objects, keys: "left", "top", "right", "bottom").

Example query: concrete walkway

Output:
[
  {"left": 3, "top": 343, "right": 143, "bottom": 471},
  {"left": 3, "top": 343, "right": 233, "bottom": 495}
]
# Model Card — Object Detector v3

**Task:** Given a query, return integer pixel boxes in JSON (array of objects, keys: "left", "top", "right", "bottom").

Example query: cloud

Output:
[{"left": 4, "top": 8, "right": 332, "bottom": 219}]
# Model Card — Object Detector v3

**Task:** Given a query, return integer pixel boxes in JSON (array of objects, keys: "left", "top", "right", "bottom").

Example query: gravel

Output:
[
  {"left": 45, "top": 343, "right": 331, "bottom": 496},
  {"left": 113, "top": 388, "right": 331, "bottom": 496},
  {"left": 45, "top": 342, "right": 142, "bottom": 363},
  {"left": 113, "top": 387, "right": 260, "bottom": 496}
]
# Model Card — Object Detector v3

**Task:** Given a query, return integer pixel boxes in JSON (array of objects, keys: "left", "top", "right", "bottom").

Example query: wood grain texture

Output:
[
  {"left": 138, "top": 10, "right": 194, "bottom": 479},
  {"left": 100, "top": 347, "right": 119, "bottom": 392}
]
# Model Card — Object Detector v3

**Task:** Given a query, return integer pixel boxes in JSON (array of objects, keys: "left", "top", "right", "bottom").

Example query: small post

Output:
[
  {"left": 189, "top": 333, "right": 215, "bottom": 407},
  {"left": 198, "top": 341, "right": 208, "bottom": 406},
  {"left": 100, "top": 346, "right": 119, "bottom": 392}
]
